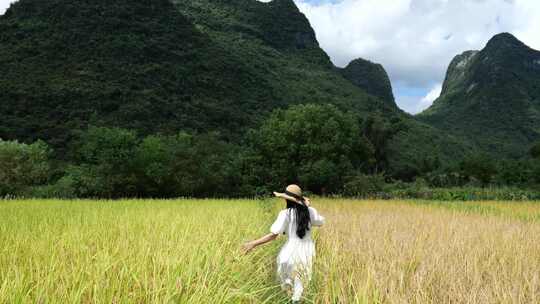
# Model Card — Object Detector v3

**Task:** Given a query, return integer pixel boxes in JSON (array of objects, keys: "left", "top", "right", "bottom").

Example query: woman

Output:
[{"left": 243, "top": 184, "right": 325, "bottom": 303}]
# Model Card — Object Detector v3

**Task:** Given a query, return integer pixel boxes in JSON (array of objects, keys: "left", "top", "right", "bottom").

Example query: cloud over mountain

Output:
[{"left": 294, "top": 0, "right": 540, "bottom": 113}]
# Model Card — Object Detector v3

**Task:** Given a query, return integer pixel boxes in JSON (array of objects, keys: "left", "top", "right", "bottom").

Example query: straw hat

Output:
[{"left": 273, "top": 184, "right": 306, "bottom": 205}]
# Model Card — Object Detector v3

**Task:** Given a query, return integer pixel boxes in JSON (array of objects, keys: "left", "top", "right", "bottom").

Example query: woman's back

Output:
[{"left": 271, "top": 207, "right": 325, "bottom": 241}]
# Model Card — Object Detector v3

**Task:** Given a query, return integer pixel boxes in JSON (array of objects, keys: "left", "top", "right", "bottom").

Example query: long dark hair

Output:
[{"left": 286, "top": 199, "right": 311, "bottom": 239}]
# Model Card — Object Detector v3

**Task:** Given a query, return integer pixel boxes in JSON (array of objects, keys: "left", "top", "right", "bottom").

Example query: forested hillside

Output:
[
  {"left": 419, "top": 33, "right": 540, "bottom": 158},
  {"left": 0, "top": 0, "right": 395, "bottom": 150},
  {"left": 337, "top": 58, "right": 396, "bottom": 106}
]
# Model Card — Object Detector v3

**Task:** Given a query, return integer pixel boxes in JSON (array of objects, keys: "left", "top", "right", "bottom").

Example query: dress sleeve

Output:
[
  {"left": 309, "top": 207, "right": 325, "bottom": 227},
  {"left": 270, "top": 210, "right": 289, "bottom": 235}
]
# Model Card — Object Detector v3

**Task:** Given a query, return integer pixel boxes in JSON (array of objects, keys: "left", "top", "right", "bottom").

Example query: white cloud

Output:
[
  {"left": 294, "top": 0, "right": 540, "bottom": 113},
  {"left": 0, "top": 0, "right": 14, "bottom": 15},
  {"left": 417, "top": 83, "right": 442, "bottom": 114}
]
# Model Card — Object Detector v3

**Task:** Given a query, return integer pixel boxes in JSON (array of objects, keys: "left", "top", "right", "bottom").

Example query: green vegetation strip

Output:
[{"left": 410, "top": 199, "right": 540, "bottom": 222}]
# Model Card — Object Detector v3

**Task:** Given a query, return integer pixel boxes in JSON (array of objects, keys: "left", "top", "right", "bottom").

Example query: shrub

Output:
[
  {"left": 0, "top": 139, "right": 51, "bottom": 196},
  {"left": 530, "top": 142, "right": 540, "bottom": 159},
  {"left": 25, "top": 175, "right": 77, "bottom": 199},
  {"left": 343, "top": 173, "right": 386, "bottom": 198},
  {"left": 425, "top": 172, "right": 467, "bottom": 188},
  {"left": 387, "top": 185, "right": 540, "bottom": 201}
]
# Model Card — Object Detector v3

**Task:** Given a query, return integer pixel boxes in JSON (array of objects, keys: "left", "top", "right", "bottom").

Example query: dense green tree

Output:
[
  {"left": 134, "top": 132, "right": 239, "bottom": 197},
  {"left": 533, "top": 161, "right": 540, "bottom": 184},
  {"left": 61, "top": 127, "right": 240, "bottom": 198},
  {"left": 0, "top": 139, "right": 51, "bottom": 196},
  {"left": 459, "top": 154, "right": 498, "bottom": 186},
  {"left": 392, "top": 154, "right": 443, "bottom": 183},
  {"left": 245, "top": 104, "right": 374, "bottom": 194},
  {"left": 530, "top": 142, "right": 540, "bottom": 159},
  {"left": 67, "top": 126, "right": 139, "bottom": 198},
  {"left": 495, "top": 160, "right": 533, "bottom": 186},
  {"left": 362, "top": 114, "right": 406, "bottom": 174}
]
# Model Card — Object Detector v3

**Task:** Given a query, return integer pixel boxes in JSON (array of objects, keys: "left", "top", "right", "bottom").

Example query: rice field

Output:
[{"left": 2, "top": 198, "right": 540, "bottom": 303}]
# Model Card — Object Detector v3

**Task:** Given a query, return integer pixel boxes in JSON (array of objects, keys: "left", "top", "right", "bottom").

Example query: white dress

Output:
[{"left": 270, "top": 207, "right": 325, "bottom": 302}]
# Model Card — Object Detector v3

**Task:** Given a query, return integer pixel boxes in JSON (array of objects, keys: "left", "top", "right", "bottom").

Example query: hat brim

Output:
[{"left": 273, "top": 192, "right": 305, "bottom": 205}]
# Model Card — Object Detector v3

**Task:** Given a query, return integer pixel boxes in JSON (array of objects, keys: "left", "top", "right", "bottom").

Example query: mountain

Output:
[
  {"left": 419, "top": 33, "right": 540, "bottom": 158},
  {"left": 0, "top": 0, "right": 394, "bottom": 150},
  {"left": 338, "top": 58, "right": 396, "bottom": 107},
  {"left": 0, "top": 0, "right": 469, "bottom": 172},
  {"left": 0, "top": 0, "right": 228, "bottom": 147}
]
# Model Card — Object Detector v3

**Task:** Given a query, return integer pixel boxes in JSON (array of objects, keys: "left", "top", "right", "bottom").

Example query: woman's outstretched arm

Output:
[{"left": 242, "top": 233, "right": 278, "bottom": 253}]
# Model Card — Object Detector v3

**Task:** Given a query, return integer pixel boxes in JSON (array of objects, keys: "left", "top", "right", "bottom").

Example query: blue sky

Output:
[{"left": 2, "top": 0, "right": 540, "bottom": 113}]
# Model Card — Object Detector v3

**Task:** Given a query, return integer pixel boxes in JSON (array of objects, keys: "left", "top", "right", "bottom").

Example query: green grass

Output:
[
  {"left": 412, "top": 199, "right": 540, "bottom": 221},
  {"left": 3, "top": 199, "right": 540, "bottom": 303}
]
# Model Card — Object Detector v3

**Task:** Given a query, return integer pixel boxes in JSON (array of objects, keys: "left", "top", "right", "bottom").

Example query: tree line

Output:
[{"left": 1, "top": 104, "right": 539, "bottom": 199}]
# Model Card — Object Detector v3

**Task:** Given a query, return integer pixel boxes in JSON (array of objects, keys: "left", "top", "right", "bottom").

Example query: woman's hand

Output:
[
  {"left": 241, "top": 234, "right": 278, "bottom": 254},
  {"left": 242, "top": 242, "right": 255, "bottom": 254}
]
